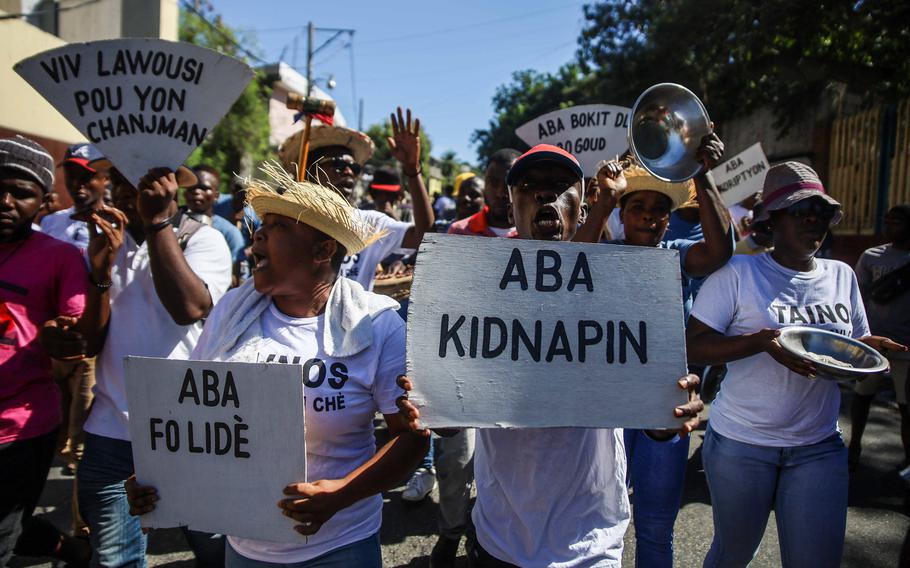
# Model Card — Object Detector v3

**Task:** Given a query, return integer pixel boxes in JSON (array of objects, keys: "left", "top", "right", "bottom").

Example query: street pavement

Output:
[{"left": 10, "top": 382, "right": 910, "bottom": 567}]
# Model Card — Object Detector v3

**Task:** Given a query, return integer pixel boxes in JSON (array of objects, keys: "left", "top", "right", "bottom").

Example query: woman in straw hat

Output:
[
  {"left": 588, "top": 132, "right": 733, "bottom": 568},
  {"left": 686, "top": 161, "right": 907, "bottom": 567},
  {"left": 125, "top": 163, "right": 429, "bottom": 567}
]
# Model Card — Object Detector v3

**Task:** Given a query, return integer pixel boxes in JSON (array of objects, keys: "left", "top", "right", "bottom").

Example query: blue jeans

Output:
[
  {"left": 78, "top": 433, "right": 147, "bottom": 568},
  {"left": 624, "top": 429, "right": 689, "bottom": 568},
  {"left": 225, "top": 533, "right": 380, "bottom": 567},
  {"left": 702, "top": 427, "right": 848, "bottom": 568},
  {"left": 419, "top": 433, "right": 435, "bottom": 470}
]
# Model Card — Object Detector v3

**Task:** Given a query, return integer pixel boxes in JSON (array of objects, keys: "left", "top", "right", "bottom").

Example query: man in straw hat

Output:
[
  {"left": 278, "top": 107, "right": 434, "bottom": 291},
  {"left": 125, "top": 162, "right": 429, "bottom": 567},
  {"left": 397, "top": 143, "right": 704, "bottom": 567},
  {"left": 41, "top": 164, "right": 232, "bottom": 567}
]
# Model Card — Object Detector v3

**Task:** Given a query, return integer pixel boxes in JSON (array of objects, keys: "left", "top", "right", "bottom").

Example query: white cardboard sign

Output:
[
  {"left": 15, "top": 39, "right": 253, "bottom": 187},
  {"left": 124, "top": 357, "right": 306, "bottom": 543},
  {"left": 406, "top": 234, "right": 688, "bottom": 429},
  {"left": 710, "top": 142, "right": 770, "bottom": 206},
  {"left": 515, "top": 104, "right": 632, "bottom": 177}
]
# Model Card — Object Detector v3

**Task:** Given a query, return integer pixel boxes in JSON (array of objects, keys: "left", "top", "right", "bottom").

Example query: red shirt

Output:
[
  {"left": 0, "top": 231, "right": 87, "bottom": 442},
  {"left": 447, "top": 207, "right": 517, "bottom": 238}
]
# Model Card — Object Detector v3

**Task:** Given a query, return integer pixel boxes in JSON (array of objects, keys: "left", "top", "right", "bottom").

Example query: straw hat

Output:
[
  {"left": 278, "top": 125, "right": 375, "bottom": 175},
  {"left": 244, "top": 161, "right": 386, "bottom": 255},
  {"left": 622, "top": 165, "right": 695, "bottom": 211}
]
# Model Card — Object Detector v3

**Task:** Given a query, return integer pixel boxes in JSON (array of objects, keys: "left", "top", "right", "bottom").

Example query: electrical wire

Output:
[{"left": 179, "top": 0, "right": 269, "bottom": 65}]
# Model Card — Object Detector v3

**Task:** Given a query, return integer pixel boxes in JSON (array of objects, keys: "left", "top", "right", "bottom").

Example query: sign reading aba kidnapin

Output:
[
  {"left": 15, "top": 39, "right": 253, "bottom": 187},
  {"left": 406, "top": 235, "right": 688, "bottom": 430}
]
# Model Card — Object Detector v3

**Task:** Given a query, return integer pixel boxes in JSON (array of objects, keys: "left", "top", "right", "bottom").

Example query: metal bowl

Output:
[
  {"left": 777, "top": 326, "right": 889, "bottom": 380},
  {"left": 628, "top": 83, "right": 711, "bottom": 183}
]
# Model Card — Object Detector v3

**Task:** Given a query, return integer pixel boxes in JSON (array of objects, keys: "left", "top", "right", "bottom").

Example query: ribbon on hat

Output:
[{"left": 293, "top": 111, "right": 335, "bottom": 127}]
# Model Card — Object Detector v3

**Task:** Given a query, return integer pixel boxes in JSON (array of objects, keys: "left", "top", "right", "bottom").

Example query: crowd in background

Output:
[{"left": 1, "top": 103, "right": 909, "bottom": 568}]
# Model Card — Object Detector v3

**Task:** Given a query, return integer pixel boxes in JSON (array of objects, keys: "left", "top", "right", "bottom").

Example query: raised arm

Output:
[
  {"left": 138, "top": 169, "right": 213, "bottom": 326},
  {"left": 682, "top": 133, "right": 734, "bottom": 277},
  {"left": 573, "top": 160, "right": 625, "bottom": 243},
  {"left": 388, "top": 107, "right": 434, "bottom": 249}
]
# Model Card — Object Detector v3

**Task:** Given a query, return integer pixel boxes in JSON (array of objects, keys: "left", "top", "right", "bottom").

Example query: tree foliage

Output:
[
  {"left": 472, "top": 0, "right": 910, "bottom": 163},
  {"left": 179, "top": 7, "right": 272, "bottom": 187}
]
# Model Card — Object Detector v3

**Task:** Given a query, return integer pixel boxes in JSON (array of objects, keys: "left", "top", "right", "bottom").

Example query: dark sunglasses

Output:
[
  {"left": 785, "top": 198, "right": 840, "bottom": 222},
  {"left": 311, "top": 157, "right": 362, "bottom": 176}
]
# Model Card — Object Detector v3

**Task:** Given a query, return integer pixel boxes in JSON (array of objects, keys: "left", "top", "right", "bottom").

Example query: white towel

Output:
[{"left": 198, "top": 277, "right": 399, "bottom": 361}]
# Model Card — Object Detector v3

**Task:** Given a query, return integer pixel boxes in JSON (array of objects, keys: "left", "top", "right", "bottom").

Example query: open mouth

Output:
[
  {"left": 250, "top": 249, "right": 270, "bottom": 272},
  {"left": 531, "top": 206, "right": 563, "bottom": 240}
]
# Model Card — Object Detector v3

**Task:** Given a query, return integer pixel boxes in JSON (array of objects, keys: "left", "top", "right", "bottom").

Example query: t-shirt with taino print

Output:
[
  {"left": 691, "top": 253, "right": 870, "bottom": 446},
  {"left": 190, "top": 295, "right": 406, "bottom": 563}
]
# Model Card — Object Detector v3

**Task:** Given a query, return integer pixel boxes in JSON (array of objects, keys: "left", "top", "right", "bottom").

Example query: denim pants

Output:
[
  {"left": 702, "top": 427, "right": 848, "bottom": 568},
  {"left": 78, "top": 433, "right": 147, "bottom": 568},
  {"left": 624, "top": 429, "right": 689, "bottom": 568},
  {"left": 225, "top": 533, "right": 380, "bottom": 568}
]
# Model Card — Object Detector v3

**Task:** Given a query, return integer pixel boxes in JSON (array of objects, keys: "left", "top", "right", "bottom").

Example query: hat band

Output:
[
  {"left": 370, "top": 183, "right": 401, "bottom": 192},
  {"left": 765, "top": 181, "right": 825, "bottom": 207}
]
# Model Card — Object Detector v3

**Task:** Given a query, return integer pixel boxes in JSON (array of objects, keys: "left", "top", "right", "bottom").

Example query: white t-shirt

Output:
[
  {"left": 190, "top": 293, "right": 406, "bottom": 563},
  {"left": 606, "top": 208, "right": 624, "bottom": 241},
  {"left": 690, "top": 253, "right": 870, "bottom": 446},
  {"left": 472, "top": 428, "right": 629, "bottom": 567},
  {"left": 84, "top": 225, "right": 232, "bottom": 441},
  {"left": 489, "top": 225, "right": 513, "bottom": 238},
  {"left": 339, "top": 209, "right": 411, "bottom": 291},
  {"left": 40, "top": 207, "right": 90, "bottom": 250}
]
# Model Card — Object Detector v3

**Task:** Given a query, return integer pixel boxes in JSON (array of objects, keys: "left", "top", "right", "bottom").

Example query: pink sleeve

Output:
[{"left": 56, "top": 245, "right": 88, "bottom": 318}]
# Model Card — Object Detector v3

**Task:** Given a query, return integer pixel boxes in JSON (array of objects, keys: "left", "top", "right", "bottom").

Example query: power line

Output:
[{"left": 179, "top": 0, "right": 269, "bottom": 65}]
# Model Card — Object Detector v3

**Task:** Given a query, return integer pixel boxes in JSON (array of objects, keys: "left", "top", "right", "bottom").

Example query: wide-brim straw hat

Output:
[
  {"left": 244, "top": 161, "right": 386, "bottom": 255},
  {"left": 278, "top": 125, "right": 375, "bottom": 175},
  {"left": 622, "top": 165, "right": 695, "bottom": 211}
]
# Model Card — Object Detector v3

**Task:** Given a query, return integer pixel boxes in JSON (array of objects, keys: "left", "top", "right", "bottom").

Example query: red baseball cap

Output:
[{"left": 506, "top": 144, "right": 583, "bottom": 187}]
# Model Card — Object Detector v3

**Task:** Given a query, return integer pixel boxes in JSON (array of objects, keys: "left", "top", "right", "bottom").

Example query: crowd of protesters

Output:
[{"left": 2, "top": 96, "right": 909, "bottom": 568}]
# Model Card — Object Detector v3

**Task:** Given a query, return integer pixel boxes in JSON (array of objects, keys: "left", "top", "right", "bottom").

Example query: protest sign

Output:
[
  {"left": 124, "top": 357, "right": 306, "bottom": 542},
  {"left": 15, "top": 39, "right": 253, "bottom": 186},
  {"left": 406, "top": 234, "right": 688, "bottom": 429},
  {"left": 515, "top": 104, "right": 632, "bottom": 177},
  {"left": 710, "top": 142, "right": 770, "bottom": 206}
]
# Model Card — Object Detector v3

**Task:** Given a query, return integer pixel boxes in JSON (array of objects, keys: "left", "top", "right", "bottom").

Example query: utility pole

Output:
[
  {"left": 358, "top": 98, "right": 364, "bottom": 132},
  {"left": 306, "top": 21, "right": 314, "bottom": 97}
]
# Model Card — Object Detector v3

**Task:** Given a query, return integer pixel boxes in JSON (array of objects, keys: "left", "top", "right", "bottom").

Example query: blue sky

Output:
[{"left": 212, "top": 0, "right": 589, "bottom": 164}]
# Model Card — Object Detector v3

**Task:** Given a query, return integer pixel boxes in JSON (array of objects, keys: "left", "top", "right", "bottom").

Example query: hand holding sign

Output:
[{"left": 137, "top": 168, "right": 179, "bottom": 226}]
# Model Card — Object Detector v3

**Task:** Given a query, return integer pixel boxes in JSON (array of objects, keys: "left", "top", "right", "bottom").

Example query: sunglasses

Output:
[
  {"left": 785, "top": 199, "right": 840, "bottom": 223},
  {"left": 311, "top": 157, "right": 362, "bottom": 176}
]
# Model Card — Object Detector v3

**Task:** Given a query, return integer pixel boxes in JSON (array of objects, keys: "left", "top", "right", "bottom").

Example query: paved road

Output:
[{"left": 10, "top": 383, "right": 910, "bottom": 567}]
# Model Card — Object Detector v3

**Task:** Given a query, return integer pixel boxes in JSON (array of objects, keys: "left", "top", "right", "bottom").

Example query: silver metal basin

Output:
[{"left": 777, "top": 326, "right": 889, "bottom": 380}]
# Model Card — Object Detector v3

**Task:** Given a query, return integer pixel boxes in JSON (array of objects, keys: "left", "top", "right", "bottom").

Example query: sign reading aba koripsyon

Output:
[
  {"left": 515, "top": 104, "right": 632, "bottom": 177},
  {"left": 124, "top": 357, "right": 306, "bottom": 543},
  {"left": 15, "top": 39, "right": 253, "bottom": 187},
  {"left": 406, "top": 234, "right": 688, "bottom": 429},
  {"left": 710, "top": 142, "right": 770, "bottom": 206}
]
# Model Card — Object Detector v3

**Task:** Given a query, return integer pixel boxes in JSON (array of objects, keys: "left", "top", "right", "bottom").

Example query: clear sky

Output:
[{"left": 212, "top": 0, "right": 589, "bottom": 164}]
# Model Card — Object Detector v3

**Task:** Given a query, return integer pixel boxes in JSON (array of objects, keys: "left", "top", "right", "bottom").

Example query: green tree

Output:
[
  {"left": 473, "top": 1, "right": 910, "bottom": 162},
  {"left": 179, "top": 7, "right": 272, "bottom": 188},
  {"left": 471, "top": 64, "right": 589, "bottom": 164}
]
